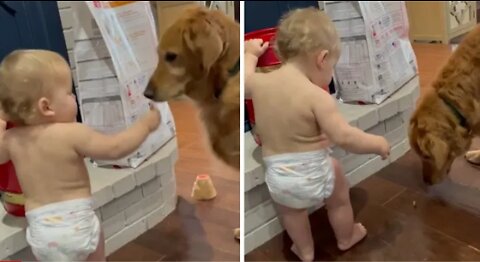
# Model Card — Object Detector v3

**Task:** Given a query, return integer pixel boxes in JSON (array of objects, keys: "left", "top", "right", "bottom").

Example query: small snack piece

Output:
[
  {"left": 234, "top": 228, "right": 240, "bottom": 240},
  {"left": 191, "top": 174, "right": 217, "bottom": 200}
]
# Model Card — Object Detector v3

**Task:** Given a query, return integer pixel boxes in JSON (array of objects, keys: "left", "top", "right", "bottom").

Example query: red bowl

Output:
[
  {"left": 3, "top": 202, "right": 25, "bottom": 217},
  {"left": 245, "top": 28, "right": 281, "bottom": 67}
]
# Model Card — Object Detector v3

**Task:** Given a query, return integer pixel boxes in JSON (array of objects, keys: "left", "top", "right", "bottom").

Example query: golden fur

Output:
[
  {"left": 409, "top": 25, "right": 480, "bottom": 185},
  {"left": 145, "top": 6, "right": 240, "bottom": 169}
]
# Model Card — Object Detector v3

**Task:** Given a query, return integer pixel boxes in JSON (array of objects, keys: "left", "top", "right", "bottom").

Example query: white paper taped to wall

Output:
[
  {"left": 73, "top": 1, "right": 176, "bottom": 168},
  {"left": 324, "top": 1, "right": 418, "bottom": 104}
]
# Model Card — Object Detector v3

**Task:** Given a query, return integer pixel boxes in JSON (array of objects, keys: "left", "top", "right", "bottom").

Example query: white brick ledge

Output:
[
  {"left": 0, "top": 138, "right": 178, "bottom": 260},
  {"left": 244, "top": 76, "right": 419, "bottom": 254}
]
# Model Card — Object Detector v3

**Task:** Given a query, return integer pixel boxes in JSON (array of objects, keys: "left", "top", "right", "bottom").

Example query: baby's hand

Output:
[
  {"left": 375, "top": 136, "right": 390, "bottom": 160},
  {"left": 245, "top": 39, "right": 269, "bottom": 58},
  {"left": 141, "top": 103, "right": 161, "bottom": 132}
]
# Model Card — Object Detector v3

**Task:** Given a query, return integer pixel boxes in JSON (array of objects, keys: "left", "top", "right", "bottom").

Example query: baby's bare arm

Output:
[
  {"left": 70, "top": 107, "right": 160, "bottom": 160},
  {"left": 245, "top": 53, "right": 258, "bottom": 99},
  {"left": 311, "top": 88, "right": 383, "bottom": 155},
  {"left": 0, "top": 118, "right": 8, "bottom": 164},
  {"left": 245, "top": 40, "right": 268, "bottom": 99}
]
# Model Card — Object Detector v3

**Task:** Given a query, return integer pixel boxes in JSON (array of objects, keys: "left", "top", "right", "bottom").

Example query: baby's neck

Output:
[
  {"left": 23, "top": 116, "right": 63, "bottom": 126},
  {"left": 281, "top": 60, "right": 316, "bottom": 84}
]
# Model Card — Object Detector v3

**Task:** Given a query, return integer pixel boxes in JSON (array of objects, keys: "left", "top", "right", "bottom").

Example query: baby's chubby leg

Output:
[
  {"left": 275, "top": 203, "right": 314, "bottom": 262},
  {"left": 324, "top": 158, "right": 367, "bottom": 251},
  {"left": 86, "top": 230, "right": 105, "bottom": 261}
]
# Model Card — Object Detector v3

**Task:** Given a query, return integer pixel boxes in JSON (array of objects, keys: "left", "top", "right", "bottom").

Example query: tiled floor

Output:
[
  {"left": 245, "top": 43, "right": 480, "bottom": 261},
  {"left": 107, "top": 99, "right": 240, "bottom": 261}
]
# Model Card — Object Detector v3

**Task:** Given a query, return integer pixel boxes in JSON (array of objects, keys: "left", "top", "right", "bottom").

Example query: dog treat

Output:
[
  {"left": 234, "top": 227, "right": 240, "bottom": 240},
  {"left": 191, "top": 174, "right": 217, "bottom": 201}
]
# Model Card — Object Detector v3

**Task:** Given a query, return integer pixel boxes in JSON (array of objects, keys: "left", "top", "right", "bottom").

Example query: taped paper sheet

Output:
[
  {"left": 73, "top": 1, "right": 176, "bottom": 168},
  {"left": 324, "top": 1, "right": 418, "bottom": 104}
]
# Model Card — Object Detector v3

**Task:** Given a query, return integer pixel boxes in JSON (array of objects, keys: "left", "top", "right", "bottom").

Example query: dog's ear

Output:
[
  {"left": 183, "top": 14, "right": 223, "bottom": 75},
  {"left": 421, "top": 134, "right": 449, "bottom": 171}
]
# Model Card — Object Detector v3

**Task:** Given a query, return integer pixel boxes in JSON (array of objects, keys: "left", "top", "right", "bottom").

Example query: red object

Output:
[
  {"left": 196, "top": 174, "right": 210, "bottom": 180},
  {"left": 245, "top": 28, "right": 281, "bottom": 68},
  {"left": 245, "top": 99, "right": 255, "bottom": 125},
  {"left": 0, "top": 122, "right": 25, "bottom": 217}
]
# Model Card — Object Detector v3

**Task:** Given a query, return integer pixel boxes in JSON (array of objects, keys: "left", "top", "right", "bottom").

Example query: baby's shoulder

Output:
[{"left": 47, "top": 122, "right": 85, "bottom": 139}]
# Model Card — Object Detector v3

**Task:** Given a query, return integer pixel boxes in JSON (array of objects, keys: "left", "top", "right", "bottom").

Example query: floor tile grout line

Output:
[
  {"left": 381, "top": 188, "right": 407, "bottom": 206},
  {"left": 426, "top": 224, "right": 480, "bottom": 254}
]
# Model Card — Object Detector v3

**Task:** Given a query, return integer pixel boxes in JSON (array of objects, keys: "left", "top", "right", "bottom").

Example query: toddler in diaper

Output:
[
  {"left": 245, "top": 8, "right": 390, "bottom": 262},
  {"left": 0, "top": 50, "right": 160, "bottom": 261}
]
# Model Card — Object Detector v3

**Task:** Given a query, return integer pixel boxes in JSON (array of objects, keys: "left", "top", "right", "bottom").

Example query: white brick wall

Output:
[
  {"left": 244, "top": 76, "right": 420, "bottom": 254},
  {"left": 385, "top": 114, "right": 404, "bottom": 133},
  {"left": 105, "top": 217, "right": 147, "bottom": 255},
  {"left": 112, "top": 174, "right": 137, "bottom": 199},
  {"left": 102, "top": 212, "right": 126, "bottom": 239},
  {"left": 366, "top": 122, "right": 386, "bottom": 136},
  {"left": 135, "top": 164, "right": 156, "bottom": 186},
  {"left": 141, "top": 176, "right": 162, "bottom": 197},
  {"left": 245, "top": 184, "right": 270, "bottom": 211},
  {"left": 331, "top": 146, "right": 347, "bottom": 159},
  {"left": 101, "top": 187, "right": 143, "bottom": 220},
  {"left": 57, "top": 2, "right": 75, "bottom": 71}
]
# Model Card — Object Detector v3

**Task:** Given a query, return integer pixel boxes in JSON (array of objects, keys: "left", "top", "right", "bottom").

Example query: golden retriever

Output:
[
  {"left": 409, "top": 25, "right": 480, "bottom": 185},
  {"left": 144, "top": 6, "right": 240, "bottom": 170}
]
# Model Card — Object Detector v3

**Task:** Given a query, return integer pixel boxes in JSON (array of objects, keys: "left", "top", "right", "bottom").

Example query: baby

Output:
[
  {"left": 245, "top": 8, "right": 390, "bottom": 261},
  {"left": 0, "top": 50, "right": 160, "bottom": 261}
]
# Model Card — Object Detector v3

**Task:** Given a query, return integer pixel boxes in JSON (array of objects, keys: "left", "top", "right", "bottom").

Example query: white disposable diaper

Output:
[
  {"left": 26, "top": 198, "right": 100, "bottom": 262},
  {"left": 264, "top": 149, "right": 335, "bottom": 209}
]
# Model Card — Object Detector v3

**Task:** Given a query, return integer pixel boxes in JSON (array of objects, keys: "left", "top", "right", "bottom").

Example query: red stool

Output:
[{"left": 0, "top": 122, "right": 25, "bottom": 217}]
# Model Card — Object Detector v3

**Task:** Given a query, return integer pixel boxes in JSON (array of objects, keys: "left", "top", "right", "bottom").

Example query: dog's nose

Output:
[{"left": 144, "top": 84, "right": 154, "bottom": 99}]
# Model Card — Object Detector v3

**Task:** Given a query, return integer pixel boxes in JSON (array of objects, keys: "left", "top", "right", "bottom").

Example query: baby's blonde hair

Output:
[
  {"left": 275, "top": 7, "right": 340, "bottom": 62},
  {"left": 0, "top": 49, "right": 69, "bottom": 124}
]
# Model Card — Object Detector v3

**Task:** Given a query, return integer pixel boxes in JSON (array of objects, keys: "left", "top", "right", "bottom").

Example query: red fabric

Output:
[
  {"left": 0, "top": 122, "right": 25, "bottom": 217},
  {"left": 245, "top": 99, "right": 255, "bottom": 125}
]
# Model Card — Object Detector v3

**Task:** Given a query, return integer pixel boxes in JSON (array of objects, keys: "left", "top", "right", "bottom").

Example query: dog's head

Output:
[
  {"left": 145, "top": 7, "right": 226, "bottom": 102},
  {"left": 409, "top": 104, "right": 472, "bottom": 185}
]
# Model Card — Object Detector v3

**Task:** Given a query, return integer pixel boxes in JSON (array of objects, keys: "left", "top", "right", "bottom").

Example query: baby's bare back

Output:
[
  {"left": 5, "top": 124, "right": 91, "bottom": 211},
  {"left": 251, "top": 68, "right": 330, "bottom": 157}
]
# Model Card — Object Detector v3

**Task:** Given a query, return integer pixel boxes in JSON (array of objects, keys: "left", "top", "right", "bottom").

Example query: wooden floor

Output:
[
  {"left": 108, "top": 99, "right": 240, "bottom": 261},
  {"left": 245, "top": 44, "right": 480, "bottom": 261}
]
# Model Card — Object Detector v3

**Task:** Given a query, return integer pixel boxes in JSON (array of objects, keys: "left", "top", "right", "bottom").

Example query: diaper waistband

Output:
[
  {"left": 26, "top": 198, "right": 94, "bottom": 219},
  {"left": 263, "top": 149, "right": 331, "bottom": 166}
]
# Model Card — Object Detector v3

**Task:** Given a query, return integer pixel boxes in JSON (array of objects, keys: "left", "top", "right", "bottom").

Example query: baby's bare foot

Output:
[
  {"left": 337, "top": 223, "right": 367, "bottom": 251},
  {"left": 291, "top": 244, "right": 313, "bottom": 262}
]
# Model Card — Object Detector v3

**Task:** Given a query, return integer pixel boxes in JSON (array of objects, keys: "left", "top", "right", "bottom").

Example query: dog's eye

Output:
[{"left": 165, "top": 52, "right": 177, "bottom": 62}]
